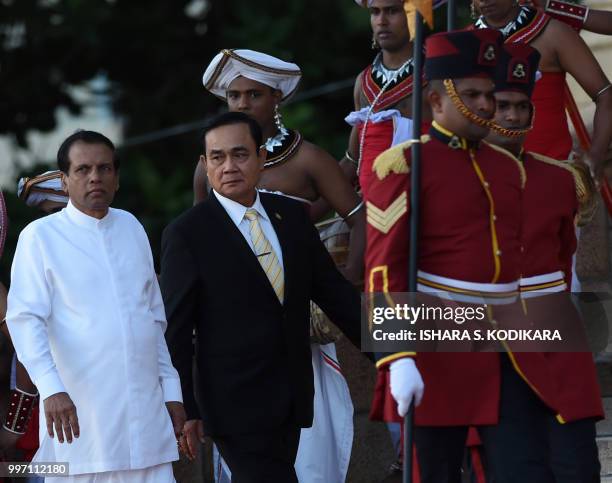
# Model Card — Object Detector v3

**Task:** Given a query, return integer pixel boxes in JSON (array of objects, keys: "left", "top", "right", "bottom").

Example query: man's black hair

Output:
[{"left": 201, "top": 112, "right": 263, "bottom": 155}]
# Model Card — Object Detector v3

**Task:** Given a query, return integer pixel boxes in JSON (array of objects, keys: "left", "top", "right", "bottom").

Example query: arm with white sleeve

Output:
[
  {"left": 6, "top": 226, "right": 79, "bottom": 444},
  {"left": 6, "top": 226, "right": 65, "bottom": 401},
  {"left": 149, "top": 276, "right": 183, "bottom": 404}
]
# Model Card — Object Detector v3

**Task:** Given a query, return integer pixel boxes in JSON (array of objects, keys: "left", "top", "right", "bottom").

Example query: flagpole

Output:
[
  {"left": 404, "top": 10, "right": 424, "bottom": 483},
  {"left": 447, "top": 0, "right": 456, "bottom": 30}
]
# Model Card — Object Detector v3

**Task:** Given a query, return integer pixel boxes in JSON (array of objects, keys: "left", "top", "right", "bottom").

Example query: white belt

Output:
[
  {"left": 520, "top": 270, "right": 567, "bottom": 298},
  {"left": 417, "top": 270, "right": 519, "bottom": 305}
]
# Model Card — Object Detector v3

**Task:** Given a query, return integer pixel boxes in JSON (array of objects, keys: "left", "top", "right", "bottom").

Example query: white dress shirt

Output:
[
  {"left": 7, "top": 201, "right": 181, "bottom": 475},
  {"left": 213, "top": 190, "right": 284, "bottom": 271}
]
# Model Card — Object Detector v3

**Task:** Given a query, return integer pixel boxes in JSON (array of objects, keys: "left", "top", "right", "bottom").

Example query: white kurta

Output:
[{"left": 6, "top": 201, "right": 181, "bottom": 476}]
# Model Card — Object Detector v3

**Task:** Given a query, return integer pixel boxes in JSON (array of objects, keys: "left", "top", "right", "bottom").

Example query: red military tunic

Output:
[
  {"left": 367, "top": 121, "right": 527, "bottom": 426},
  {"left": 517, "top": 151, "right": 603, "bottom": 423}
]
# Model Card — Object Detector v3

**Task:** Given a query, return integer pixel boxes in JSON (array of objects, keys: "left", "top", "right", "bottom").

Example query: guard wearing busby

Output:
[
  {"left": 486, "top": 42, "right": 603, "bottom": 482},
  {"left": 366, "top": 29, "right": 556, "bottom": 482}
]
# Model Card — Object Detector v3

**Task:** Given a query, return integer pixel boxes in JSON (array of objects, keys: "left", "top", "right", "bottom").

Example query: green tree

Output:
[{"left": 0, "top": 0, "right": 377, "bottom": 279}]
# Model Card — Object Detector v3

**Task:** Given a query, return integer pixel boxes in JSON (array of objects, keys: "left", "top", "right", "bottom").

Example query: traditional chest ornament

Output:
[
  {"left": 371, "top": 53, "right": 414, "bottom": 88},
  {"left": 357, "top": 56, "right": 416, "bottom": 175},
  {"left": 475, "top": 5, "right": 550, "bottom": 45},
  {"left": 263, "top": 128, "right": 303, "bottom": 169},
  {"left": 475, "top": 6, "right": 532, "bottom": 38}
]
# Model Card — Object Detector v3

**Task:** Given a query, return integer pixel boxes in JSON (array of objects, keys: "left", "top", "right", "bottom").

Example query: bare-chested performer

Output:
[{"left": 342, "top": 0, "right": 432, "bottom": 196}]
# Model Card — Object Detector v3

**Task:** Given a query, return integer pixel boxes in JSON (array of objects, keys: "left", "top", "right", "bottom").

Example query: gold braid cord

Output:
[
  {"left": 443, "top": 79, "right": 494, "bottom": 130},
  {"left": 489, "top": 122, "right": 532, "bottom": 138},
  {"left": 489, "top": 104, "right": 535, "bottom": 139}
]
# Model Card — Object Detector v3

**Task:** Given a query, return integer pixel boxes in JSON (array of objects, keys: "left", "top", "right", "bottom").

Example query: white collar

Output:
[
  {"left": 212, "top": 189, "right": 269, "bottom": 227},
  {"left": 65, "top": 199, "right": 113, "bottom": 230}
]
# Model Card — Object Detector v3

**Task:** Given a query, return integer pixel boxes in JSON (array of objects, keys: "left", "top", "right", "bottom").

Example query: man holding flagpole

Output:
[{"left": 366, "top": 29, "right": 555, "bottom": 482}]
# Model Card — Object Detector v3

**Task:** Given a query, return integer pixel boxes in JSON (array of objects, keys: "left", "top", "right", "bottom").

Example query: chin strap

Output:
[
  {"left": 489, "top": 104, "right": 535, "bottom": 138},
  {"left": 443, "top": 79, "right": 494, "bottom": 130}
]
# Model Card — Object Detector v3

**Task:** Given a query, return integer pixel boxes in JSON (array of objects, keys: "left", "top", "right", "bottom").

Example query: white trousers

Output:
[{"left": 48, "top": 462, "right": 175, "bottom": 483}]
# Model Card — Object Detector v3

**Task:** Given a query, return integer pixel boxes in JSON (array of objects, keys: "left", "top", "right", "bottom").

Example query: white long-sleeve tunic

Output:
[{"left": 6, "top": 201, "right": 182, "bottom": 475}]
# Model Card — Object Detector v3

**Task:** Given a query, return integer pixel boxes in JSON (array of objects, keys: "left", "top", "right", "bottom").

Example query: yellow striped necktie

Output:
[{"left": 244, "top": 208, "right": 284, "bottom": 303}]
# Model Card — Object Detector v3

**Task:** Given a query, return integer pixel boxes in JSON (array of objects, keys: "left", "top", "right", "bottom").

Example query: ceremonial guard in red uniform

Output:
[
  {"left": 366, "top": 29, "right": 561, "bottom": 482},
  {"left": 486, "top": 42, "right": 603, "bottom": 483}
]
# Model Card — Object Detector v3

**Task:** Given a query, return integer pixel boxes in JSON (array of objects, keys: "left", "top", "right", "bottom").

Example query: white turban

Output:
[
  {"left": 202, "top": 49, "right": 302, "bottom": 102},
  {"left": 17, "top": 170, "right": 68, "bottom": 208}
]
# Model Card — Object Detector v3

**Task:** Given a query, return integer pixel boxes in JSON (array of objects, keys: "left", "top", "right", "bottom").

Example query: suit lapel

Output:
[
  {"left": 207, "top": 193, "right": 283, "bottom": 305},
  {"left": 261, "top": 194, "right": 294, "bottom": 305}
]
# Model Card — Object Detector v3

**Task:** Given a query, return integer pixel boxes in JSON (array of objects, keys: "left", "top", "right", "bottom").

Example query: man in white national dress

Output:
[{"left": 6, "top": 130, "right": 186, "bottom": 482}]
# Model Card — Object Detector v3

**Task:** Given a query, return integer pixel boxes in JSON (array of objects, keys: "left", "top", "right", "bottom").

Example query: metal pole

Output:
[
  {"left": 447, "top": 0, "right": 456, "bottom": 30},
  {"left": 408, "top": 20, "right": 423, "bottom": 294},
  {"left": 404, "top": 11, "right": 424, "bottom": 483}
]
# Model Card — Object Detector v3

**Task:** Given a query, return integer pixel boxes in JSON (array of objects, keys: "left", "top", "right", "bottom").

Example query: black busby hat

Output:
[
  {"left": 425, "top": 29, "right": 502, "bottom": 81},
  {"left": 494, "top": 43, "right": 541, "bottom": 98}
]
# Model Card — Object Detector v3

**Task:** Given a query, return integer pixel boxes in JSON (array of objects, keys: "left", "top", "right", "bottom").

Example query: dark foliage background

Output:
[{"left": 0, "top": 0, "right": 469, "bottom": 280}]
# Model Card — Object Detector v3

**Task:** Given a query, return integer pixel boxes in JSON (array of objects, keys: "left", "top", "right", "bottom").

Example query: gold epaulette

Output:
[
  {"left": 372, "top": 135, "right": 430, "bottom": 181},
  {"left": 528, "top": 151, "right": 598, "bottom": 225},
  {"left": 483, "top": 141, "right": 527, "bottom": 189}
]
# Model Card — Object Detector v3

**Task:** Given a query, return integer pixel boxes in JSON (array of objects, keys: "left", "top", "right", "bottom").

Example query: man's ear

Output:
[
  {"left": 427, "top": 88, "right": 443, "bottom": 114},
  {"left": 60, "top": 172, "right": 69, "bottom": 194},
  {"left": 200, "top": 154, "right": 208, "bottom": 172}
]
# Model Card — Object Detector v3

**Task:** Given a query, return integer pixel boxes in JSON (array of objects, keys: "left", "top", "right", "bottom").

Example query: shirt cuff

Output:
[
  {"left": 36, "top": 370, "right": 66, "bottom": 401},
  {"left": 161, "top": 377, "right": 183, "bottom": 403}
]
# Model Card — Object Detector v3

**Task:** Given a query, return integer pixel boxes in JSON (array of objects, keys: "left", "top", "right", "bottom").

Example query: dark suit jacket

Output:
[{"left": 160, "top": 192, "right": 361, "bottom": 436}]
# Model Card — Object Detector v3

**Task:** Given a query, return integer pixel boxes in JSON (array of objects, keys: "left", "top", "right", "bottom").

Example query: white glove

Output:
[{"left": 389, "top": 358, "right": 424, "bottom": 417}]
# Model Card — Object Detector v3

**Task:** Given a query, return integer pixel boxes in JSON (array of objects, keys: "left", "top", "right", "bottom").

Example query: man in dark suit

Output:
[{"left": 161, "top": 111, "right": 361, "bottom": 483}]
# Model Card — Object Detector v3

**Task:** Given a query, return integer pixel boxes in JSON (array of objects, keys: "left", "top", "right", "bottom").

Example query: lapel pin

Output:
[{"left": 275, "top": 212, "right": 282, "bottom": 220}]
